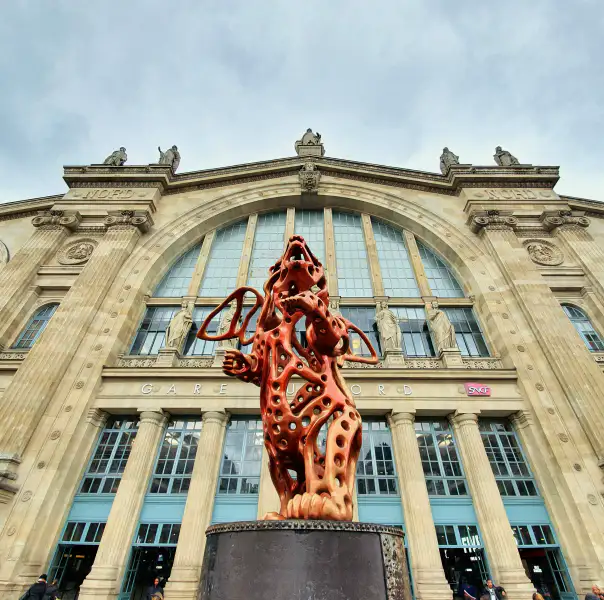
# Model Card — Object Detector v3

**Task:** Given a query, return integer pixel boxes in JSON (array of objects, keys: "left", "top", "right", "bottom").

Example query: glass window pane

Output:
[
  {"left": 393, "top": 307, "right": 435, "bottom": 357},
  {"left": 155, "top": 244, "right": 201, "bottom": 297},
  {"left": 443, "top": 308, "right": 489, "bottom": 357},
  {"left": 247, "top": 212, "right": 287, "bottom": 290},
  {"left": 340, "top": 307, "right": 381, "bottom": 357},
  {"left": 356, "top": 420, "right": 398, "bottom": 496},
  {"left": 417, "top": 241, "right": 463, "bottom": 297},
  {"left": 130, "top": 306, "right": 179, "bottom": 355},
  {"left": 562, "top": 305, "right": 604, "bottom": 352},
  {"left": 12, "top": 303, "right": 59, "bottom": 349},
  {"left": 294, "top": 210, "right": 325, "bottom": 263}
]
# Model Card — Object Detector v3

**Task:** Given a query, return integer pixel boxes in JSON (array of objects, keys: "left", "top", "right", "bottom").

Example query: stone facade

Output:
[{"left": 0, "top": 153, "right": 602, "bottom": 600}]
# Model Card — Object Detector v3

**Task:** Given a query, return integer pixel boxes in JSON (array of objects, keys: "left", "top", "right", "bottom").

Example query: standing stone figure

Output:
[
  {"left": 494, "top": 146, "right": 520, "bottom": 167},
  {"left": 158, "top": 145, "right": 181, "bottom": 171},
  {"left": 103, "top": 147, "right": 127, "bottom": 166},
  {"left": 294, "top": 128, "right": 325, "bottom": 157},
  {"left": 439, "top": 147, "right": 459, "bottom": 174},
  {"left": 376, "top": 302, "right": 402, "bottom": 351},
  {"left": 217, "top": 304, "right": 238, "bottom": 349},
  {"left": 165, "top": 301, "right": 193, "bottom": 350},
  {"left": 427, "top": 301, "right": 458, "bottom": 352},
  {"left": 329, "top": 298, "right": 342, "bottom": 317}
]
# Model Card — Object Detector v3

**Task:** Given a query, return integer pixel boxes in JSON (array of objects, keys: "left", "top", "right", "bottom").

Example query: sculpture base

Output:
[{"left": 198, "top": 521, "right": 411, "bottom": 600}]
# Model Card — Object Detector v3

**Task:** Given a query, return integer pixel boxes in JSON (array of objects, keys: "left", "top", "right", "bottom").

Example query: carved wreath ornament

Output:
[
  {"left": 524, "top": 240, "right": 563, "bottom": 266},
  {"left": 58, "top": 240, "right": 96, "bottom": 265}
]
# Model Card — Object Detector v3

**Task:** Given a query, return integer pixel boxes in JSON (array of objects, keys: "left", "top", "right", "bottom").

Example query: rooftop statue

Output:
[
  {"left": 197, "top": 235, "right": 377, "bottom": 521},
  {"left": 439, "top": 147, "right": 459, "bottom": 174},
  {"left": 158, "top": 145, "right": 181, "bottom": 172},
  {"left": 103, "top": 147, "right": 127, "bottom": 166},
  {"left": 494, "top": 146, "right": 520, "bottom": 167},
  {"left": 295, "top": 128, "right": 325, "bottom": 157}
]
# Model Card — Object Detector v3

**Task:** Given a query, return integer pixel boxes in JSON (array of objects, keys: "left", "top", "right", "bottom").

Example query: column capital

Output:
[
  {"left": 509, "top": 410, "right": 533, "bottom": 431},
  {"left": 467, "top": 210, "right": 518, "bottom": 234},
  {"left": 104, "top": 210, "right": 153, "bottom": 234},
  {"left": 388, "top": 411, "right": 416, "bottom": 428},
  {"left": 540, "top": 210, "right": 590, "bottom": 232},
  {"left": 138, "top": 409, "right": 169, "bottom": 428},
  {"left": 448, "top": 410, "right": 480, "bottom": 427},
  {"left": 86, "top": 408, "right": 110, "bottom": 429},
  {"left": 31, "top": 210, "right": 81, "bottom": 231},
  {"left": 202, "top": 410, "right": 230, "bottom": 427}
]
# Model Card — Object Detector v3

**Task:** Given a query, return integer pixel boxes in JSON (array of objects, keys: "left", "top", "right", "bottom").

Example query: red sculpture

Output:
[{"left": 197, "top": 236, "right": 378, "bottom": 520}]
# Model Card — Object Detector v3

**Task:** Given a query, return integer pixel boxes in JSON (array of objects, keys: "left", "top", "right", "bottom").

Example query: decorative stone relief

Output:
[
  {"left": 469, "top": 210, "right": 518, "bottom": 234},
  {"left": 294, "top": 128, "right": 325, "bottom": 157},
  {"left": 523, "top": 240, "right": 563, "bottom": 266},
  {"left": 342, "top": 360, "right": 384, "bottom": 369},
  {"left": 299, "top": 160, "right": 321, "bottom": 193},
  {"left": 117, "top": 355, "right": 157, "bottom": 368},
  {"left": 406, "top": 358, "right": 442, "bottom": 369},
  {"left": 541, "top": 210, "right": 590, "bottom": 232},
  {"left": 177, "top": 357, "right": 214, "bottom": 368},
  {"left": 558, "top": 433, "right": 569, "bottom": 443},
  {"left": 104, "top": 210, "right": 153, "bottom": 234},
  {"left": 462, "top": 357, "right": 504, "bottom": 369},
  {"left": 57, "top": 239, "right": 97, "bottom": 265},
  {"left": 21, "top": 491, "right": 33, "bottom": 502},
  {"left": 32, "top": 210, "right": 81, "bottom": 231},
  {"left": 50, "top": 430, "right": 61, "bottom": 440}
]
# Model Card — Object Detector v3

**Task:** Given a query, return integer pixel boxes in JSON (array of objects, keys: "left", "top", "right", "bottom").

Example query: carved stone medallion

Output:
[
  {"left": 524, "top": 239, "right": 563, "bottom": 266},
  {"left": 58, "top": 239, "right": 97, "bottom": 265}
]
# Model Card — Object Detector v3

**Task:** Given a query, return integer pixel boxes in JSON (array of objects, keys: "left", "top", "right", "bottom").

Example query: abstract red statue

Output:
[{"left": 197, "top": 236, "right": 378, "bottom": 520}]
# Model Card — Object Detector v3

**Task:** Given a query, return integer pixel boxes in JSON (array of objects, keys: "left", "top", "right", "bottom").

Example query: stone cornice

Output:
[{"left": 0, "top": 195, "right": 62, "bottom": 222}]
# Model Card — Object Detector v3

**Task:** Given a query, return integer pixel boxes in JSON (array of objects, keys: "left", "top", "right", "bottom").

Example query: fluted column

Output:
[
  {"left": 450, "top": 411, "right": 534, "bottom": 600},
  {"left": 257, "top": 446, "right": 280, "bottom": 519},
  {"left": 0, "top": 211, "right": 152, "bottom": 489},
  {"left": 79, "top": 410, "right": 168, "bottom": 600},
  {"left": 388, "top": 412, "right": 452, "bottom": 600},
  {"left": 469, "top": 211, "right": 604, "bottom": 469},
  {"left": 0, "top": 210, "right": 80, "bottom": 347},
  {"left": 164, "top": 411, "right": 229, "bottom": 600}
]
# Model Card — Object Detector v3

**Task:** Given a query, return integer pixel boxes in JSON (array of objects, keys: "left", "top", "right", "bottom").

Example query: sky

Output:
[{"left": 1, "top": 0, "right": 603, "bottom": 203}]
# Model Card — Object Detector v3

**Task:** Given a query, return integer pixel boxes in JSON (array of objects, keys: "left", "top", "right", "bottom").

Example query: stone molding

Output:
[
  {"left": 206, "top": 520, "right": 406, "bottom": 536},
  {"left": 104, "top": 210, "right": 153, "bottom": 234},
  {"left": 138, "top": 409, "right": 169, "bottom": 428},
  {"left": 540, "top": 210, "right": 590, "bottom": 232},
  {"left": 388, "top": 412, "right": 416, "bottom": 427},
  {"left": 468, "top": 210, "right": 518, "bottom": 234},
  {"left": 201, "top": 411, "right": 229, "bottom": 427},
  {"left": 448, "top": 411, "right": 479, "bottom": 427},
  {"left": 0, "top": 350, "right": 28, "bottom": 361},
  {"left": 509, "top": 410, "right": 533, "bottom": 431},
  {"left": 86, "top": 408, "right": 109, "bottom": 428},
  {"left": 31, "top": 210, "right": 81, "bottom": 231}
]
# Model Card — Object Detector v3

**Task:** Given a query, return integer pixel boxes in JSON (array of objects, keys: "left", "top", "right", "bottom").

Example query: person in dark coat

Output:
[
  {"left": 20, "top": 574, "right": 48, "bottom": 600},
  {"left": 43, "top": 579, "right": 60, "bottom": 600},
  {"left": 145, "top": 577, "right": 164, "bottom": 600},
  {"left": 481, "top": 579, "right": 506, "bottom": 600}
]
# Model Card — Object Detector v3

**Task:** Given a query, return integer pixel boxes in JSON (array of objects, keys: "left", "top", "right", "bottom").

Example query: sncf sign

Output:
[{"left": 464, "top": 383, "right": 491, "bottom": 396}]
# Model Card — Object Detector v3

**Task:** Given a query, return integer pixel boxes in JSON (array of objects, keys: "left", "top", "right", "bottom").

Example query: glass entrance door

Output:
[
  {"left": 48, "top": 544, "right": 98, "bottom": 600},
  {"left": 119, "top": 547, "right": 176, "bottom": 600},
  {"left": 519, "top": 548, "right": 575, "bottom": 600}
]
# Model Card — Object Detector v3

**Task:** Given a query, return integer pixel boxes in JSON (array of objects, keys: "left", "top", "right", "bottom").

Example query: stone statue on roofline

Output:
[
  {"left": 158, "top": 145, "right": 181, "bottom": 171},
  {"left": 494, "top": 146, "right": 520, "bottom": 167},
  {"left": 439, "top": 147, "right": 459, "bottom": 174},
  {"left": 295, "top": 128, "right": 325, "bottom": 157},
  {"left": 103, "top": 147, "right": 127, "bottom": 166}
]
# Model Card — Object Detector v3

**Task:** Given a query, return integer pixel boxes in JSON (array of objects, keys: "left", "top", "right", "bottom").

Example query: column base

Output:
[
  {"left": 155, "top": 347, "right": 180, "bottom": 368},
  {"left": 413, "top": 568, "right": 453, "bottom": 600},
  {"left": 384, "top": 349, "right": 406, "bottom": 368},
  {"left": 440, "top": 349, "right": 464, "bottom": 369},
  {"left": 163, "top": 567, "right": 202, "bottom": 600},
  {"left": 78, "top": 566, "right": 121, "bottom": 600},
  {"left": 498, "top": 568, "right": 536, "bottom": 600}
]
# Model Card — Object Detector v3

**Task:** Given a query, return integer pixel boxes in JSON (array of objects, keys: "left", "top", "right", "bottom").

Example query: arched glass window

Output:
[
  {"left": 417, "top": 241, "right": 463, "bottom": 297},
  {"left": 333, "top": 211, "right": 373, "bottom": 297},
  {"left": 155, "top": 244, "right": 201, "bottom": 297},
  {"left": 294, "top": 209, "right": 325, "bottom": 262},
  {"left": 12, "top": 303, "right": 59, "bottom": 349},
  {"left": 372, "top": 218, "right": 419, "bottom": 297},
  {"left": 562, "top": 305, "right": 604, "bottom": 352},
  {"left": 247, "top": 212, "right": 286, "bottom": 290},
  {"left": 199, "top": 220, "right": 247, "bottom": 296}
]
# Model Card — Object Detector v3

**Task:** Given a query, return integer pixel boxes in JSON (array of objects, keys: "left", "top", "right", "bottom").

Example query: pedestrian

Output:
[
  {"left": 585, "top": 585, "right": 601, "bottom": 600},
  {"left": 533, "top": 593, "right": 545, "bottom": 600},
  {"left": 44, "top": 579, "right": 60, "bottom": 600},
  {"left": 145, "top": 576, "right": 164, "bottom": 600},
  {"left": 482, "top": 579, "right": 506, "bottom": 600},
  {"left": 20, "top": 574, "right": 48, "bottom": 600}
]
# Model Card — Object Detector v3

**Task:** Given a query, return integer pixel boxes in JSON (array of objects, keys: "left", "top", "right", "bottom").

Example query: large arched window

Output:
[
  {"left": 562, "top": 305, "right": 604, "bottom": 352},
  {"left": 12, "top": 303, "right": 59, "bottom": 349},
  {"left": 129, "top": 208, "right": 489, "bottom": 360}
]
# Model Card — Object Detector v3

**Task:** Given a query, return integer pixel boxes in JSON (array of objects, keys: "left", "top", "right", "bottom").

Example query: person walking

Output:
[
  {"left": 20, "top": 574, "right": 48, "bottom": 600},
  {"left": 43, "top": 578, "right": 60, "bottom": 600},
  {"left": 145, "top": 576, "right": 164, "bottom": 600},
  {"left": 585, "top": 585, "right": 602, "bottom": 600},
  {"left": 482, "top": 579, "right": 506, "bottom": 600}
]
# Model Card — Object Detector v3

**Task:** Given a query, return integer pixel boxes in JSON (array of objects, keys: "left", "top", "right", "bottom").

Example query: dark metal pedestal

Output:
[{"left": 198, "top": 521, "right": 411, "bottom": 600}]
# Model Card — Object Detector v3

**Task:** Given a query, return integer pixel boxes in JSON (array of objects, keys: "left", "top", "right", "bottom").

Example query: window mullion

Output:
[
  {"left": 187, "top": 230, "right": 215, "bottom": 297},
  {"left": 360, "top": 213, "right": 384, "bottom": 297},
  {"left": 404, "top": 232, "right": 432, "bottom": 297},
  {"left": 323, "top": 208, "right": 338, "bottom": 295},
  {"left": 236, "top": 215, "right": 257, "bottom": 287}
]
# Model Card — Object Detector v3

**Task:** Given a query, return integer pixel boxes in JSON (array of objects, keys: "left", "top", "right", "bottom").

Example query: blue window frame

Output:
[
  {"left": 562, "top": 305, "right": 604, "bottom": 352},
  {"left": 61, "top": 521, "right": 105, "bottom": 544},
  {"left": 392, "top": 306, "right": 435, "bottom": 357},
  {"left": 149, "top": 418, "right": 202, "bottom": 494},
  {"left": 183, "top": 306, "right": 221, "bottom": 355},
  {"left": 218, "top": 419, "right": 263, "bottom": 494},
  {"left": 199, "top": 220, "right": 247, "bottom": 296},
  {"left": 294, "top": 209, "right": 325, "bottom": 263},
  {"left": 130, "top": 306, "right": 178, "bottom": 355},
  {"left": 135, "top": 523, "right": 181, "bottom": 546},
  {"left": 154, "top": 244, "right": 201, "bottom": 297},
  {"left": 340, "top": 306, "right": 381, "bottom": 358},
  {"left": 333, "top": 211, "right": 373, "bottom": 297},
  {"left": 247, "top": 212, "right": 286, "bottom": 290},
  {"left": 443, "top": 307, "right": 489, "bottom": 357},
  {"left": 357, "top": 421, "right": 398, "bottom": 495},
  {"left": 415, "top": 420, "right": 468, "bottom": 496},
  {"left": 417, "top": 241, "right": 464, "bottom": 297},
  {"left": 479, "top": 420, "right": 539, "bottom": 497},
  {"left": 12, "top": 303, "right": 59, "bottom": 349},
  {"left": 79, "top": 417, "right": 139, "bottom": 494}
]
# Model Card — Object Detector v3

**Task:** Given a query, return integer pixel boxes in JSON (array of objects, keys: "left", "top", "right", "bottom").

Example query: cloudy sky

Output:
[{"left": 1, "top": 0, "right": 603, "bottom": 203}]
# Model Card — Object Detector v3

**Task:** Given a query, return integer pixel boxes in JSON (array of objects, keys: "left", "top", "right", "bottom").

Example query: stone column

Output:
[
  {"left": 78, "top": 410, "right": 168, "bottom": 600},
  {"left": 257, "top": 446, "right": 280, "bottom": 519},
  {"left": 0, "top": 210, "right": 80, "bottom": 348},
  {"left": 164, "top": 411, "right": 229, "bottom": 600},
  {"left": 388, "top": 412, "right": 452, "bottom": 600},
  {"left": 470, "top": 211, "right": 604, "bottom": 469},
  {"left": 0, "top": 211, "right": 152, "bottom": 492},
  {"left": 450, "top": 411, "right": 534, "bottom": 599}
]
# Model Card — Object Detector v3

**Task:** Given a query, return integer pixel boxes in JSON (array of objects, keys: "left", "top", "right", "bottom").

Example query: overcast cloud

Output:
[{"left": 1, "top": 0, "right": 603, "bottom": 203}]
